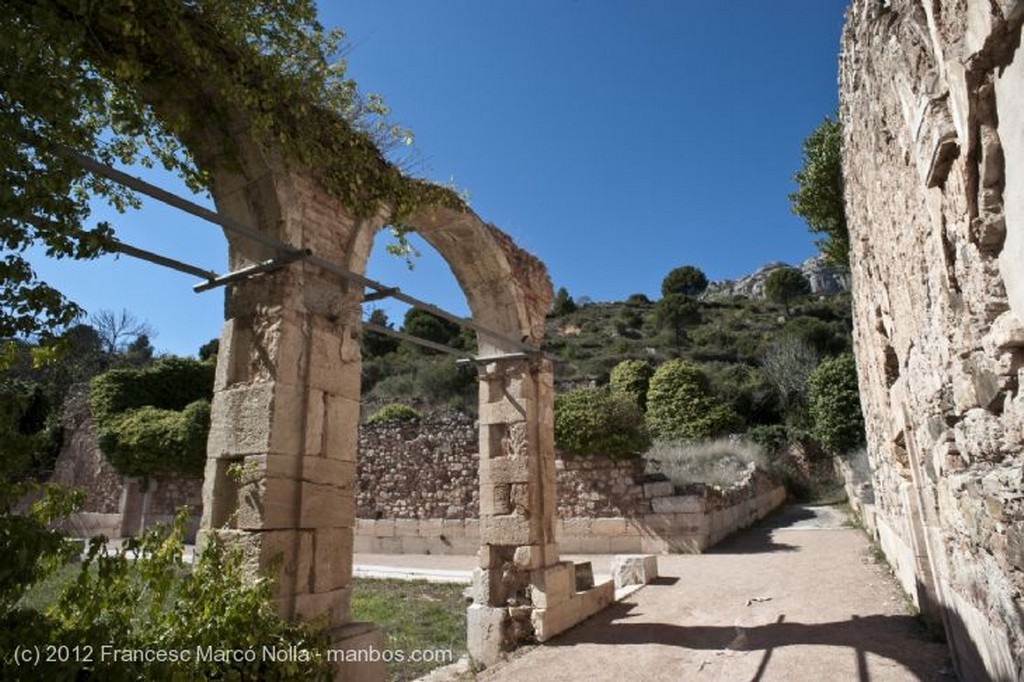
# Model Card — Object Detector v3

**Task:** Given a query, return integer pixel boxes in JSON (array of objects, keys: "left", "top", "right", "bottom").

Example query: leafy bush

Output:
[
  {"left": 643, "top": 438, "right": 766, "bottom": 489},
  {"left": 96, "top": 400, "right": 210, "bottom": 477},
  {"left": 367, "top": 403, "right": 421, "bottom": 424},
  {"left": 550, "top": 287, "right": 577, "bottom": 316},
  {"left": 807, "top": 353, "right": 865, "bottom": 456},
  {"left": 554, "top": 388, "right": 649, "bottom": 458},
  {"left": 90, "top": 357, "right": 214, "bottom": 477},
  {"left": 609, "top": 359, "right": 654, "bottom": 410},
  {"left": 746, "top": 423, "right": 789, "bottom": 456},
  {"left": 89, "top": 357, "right": 214, "bottom": 424},
  {"left": 4, "top": 509, "right": 331, "bottom": 680},
  {"left": 782, "top": 316, "right": 848, "bottom": 356},
  {"left": 646, "top": 360, "right": 742, "bottom": 441}
]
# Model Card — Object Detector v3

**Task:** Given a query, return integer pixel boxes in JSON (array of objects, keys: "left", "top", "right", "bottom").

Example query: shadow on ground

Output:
[{"left": 547, "top": 600, "right": 950, "bottom": 680}]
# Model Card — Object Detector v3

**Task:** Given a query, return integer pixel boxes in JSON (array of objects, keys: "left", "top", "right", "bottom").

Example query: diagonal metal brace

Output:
[
  {"left": 362, "top": 287, "right": 400, "bottom": 303},
  {"left": 193, "top": 249, "right": 311, "bottom": 293}
]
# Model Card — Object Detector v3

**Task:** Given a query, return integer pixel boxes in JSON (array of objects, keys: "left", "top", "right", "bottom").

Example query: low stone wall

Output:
[{"left": 355, "top": 467, "right": 786, "bottom": 555}]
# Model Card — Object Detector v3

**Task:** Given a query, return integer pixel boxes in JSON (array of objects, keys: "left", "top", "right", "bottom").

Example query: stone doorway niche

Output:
[{"left": 195, "top": 159, "right": 610, "bottom": 678}]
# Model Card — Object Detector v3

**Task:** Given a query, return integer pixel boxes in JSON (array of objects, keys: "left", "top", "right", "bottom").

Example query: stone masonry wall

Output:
[
  {"left": 841, "top": 2, "right": 1024, "bottom": 679},
  {"left": 354, "top": 412, "right": 785, "bottom": 554}
]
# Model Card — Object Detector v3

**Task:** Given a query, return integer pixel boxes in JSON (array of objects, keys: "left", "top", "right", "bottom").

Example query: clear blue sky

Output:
[{"left": 28, "top": 1, "right": 848, "bottom": 357}]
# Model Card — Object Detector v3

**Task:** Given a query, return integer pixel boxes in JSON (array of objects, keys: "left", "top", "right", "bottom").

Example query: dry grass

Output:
[{"left": 643, "top": 437, "right": 767, "bottom": 489}]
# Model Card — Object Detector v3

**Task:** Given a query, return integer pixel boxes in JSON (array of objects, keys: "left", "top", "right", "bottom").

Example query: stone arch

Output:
[{"left": 191, "top": 139, "right": 597, "bottom": 674}]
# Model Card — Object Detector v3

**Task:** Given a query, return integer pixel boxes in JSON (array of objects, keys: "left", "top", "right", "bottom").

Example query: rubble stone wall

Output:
[{"left": 840, "top": 2, "right": 1024, "bottom": 679}]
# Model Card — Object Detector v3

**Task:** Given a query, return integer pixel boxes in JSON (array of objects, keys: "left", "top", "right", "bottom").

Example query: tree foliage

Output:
[
  {"left": 550, "top": 287, "right": 577, "bottom": 317},
  {"left": 2, "top": 0, "right": 456, "bottom": 349},
  {"left": 646, "top": 360, "right": 742, "bottom": 442},
  {"left": 807, "top": 353, "right": 865, "bottom": 456},
  {"left": 790, "top": 116, "right": 849, "bottom": 269},
  {"left": 661, "top": 266, "right": 709, "bottom": 298},
  {"left": 609, "top": 359, "right": 654, "bottom": 411},
  {"left": 764, "top": 267, "right": 811, "bottom": 314},
  {"left": 90, "top": 357, "right": 214, "bottom": 477},
  {"left": 554, "top": 388, "right": 649, "bottom": 458},
  {"left": 402, "top": 308, "right": 463, "bottom": 350},
  {"left": 655, "top": 294, "right": 701, "bottom": 351}
]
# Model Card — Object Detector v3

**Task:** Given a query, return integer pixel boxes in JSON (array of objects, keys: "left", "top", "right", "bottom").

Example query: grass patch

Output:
[
  {"left": 350, "top": 578, "right": 468, "bottom": 681},
  {"left": 17, "top": 560, "right": 82, "bottom": 612}
]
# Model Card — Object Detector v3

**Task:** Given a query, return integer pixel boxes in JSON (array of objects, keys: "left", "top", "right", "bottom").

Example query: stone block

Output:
[
  {"left": 643, "top": 480, "right": 675, "bottom": 498},
  {"left": 576, "top": 536, "right": 611, "bottom": 554},
  {"left": 531, "top": 597, "right": 582, "bottom": 643},
  {"left": 608, "top": 535, "right": 642, "bottom": 553},
  {"left": 467, "top": 604, "right": 507, "bottom": 666},
  {"left": 478, "top": 398, "right": 527, "bottom": 425},
  {"left": 292, "top": 585, "right": 351, "bottom": 626},
  {"left": 479, "top": 456, "right": 531, "bottom": 485},
  {"left": 513, "top": 544, "right": 544, "bottom": 570},
  {"left": 312, "top": 527, "right": 353, "bottom": 593},
  {"left": 591, "top": 517, "right": 627, "bottom": 536},
  {"left": 611, "top": 554, "right": 659, "bottom": 589},
  {"left": 480, "top": 514, "right": 534, "bottom": 546},
  {"left": 530, "top": 561, "right": 574, "bottom": 608},
  {"left": 577, "top": 579, "right": 614, "bottom": 619},
  {"left": 639, "top": 535, "right": 670, "bottom": 554},
  {"left": 300, "top": 481, "right": 355, "bottom": 529},
  {"left": 235, "top": 475, "right": 298, "bottom": 530},
  {"left": 327, "top": 621, "right": 386, "bottom": 682},
  {"left": 651, "top": 495, "right": 705, "bottom": 514},
  {"left": 322, "top": 395, "right": 360, "bottom": 462},
  {"left": 207, "top": 384, "right": 274, "bottom": 457}
]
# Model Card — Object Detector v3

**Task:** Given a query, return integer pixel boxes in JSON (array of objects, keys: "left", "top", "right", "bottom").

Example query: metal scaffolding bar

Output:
[
  {"left": 110, "top": 240, "right": 219, "bottom": 281},
  {"left": 363, "top": 322, "right": 472, "bottom": 359},
  {"left": 61, "top": 146, "right": 539, "bottom": 354},
  {"left": 193, "top": 249, "right": 311, "bottom": 293}
]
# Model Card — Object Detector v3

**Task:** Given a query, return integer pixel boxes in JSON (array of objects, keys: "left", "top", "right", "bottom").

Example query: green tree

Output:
[
  {"left": 661, "top": 265, "right": 709, "bottom": 298},
  {"left": 550, "top": 287, "right": 578, "bottom": 317},
  {"left": 655, "top": 294, "right": 701, "bottom": 352},
  {"left": 554, "top": 388, "right": 649, "bottom": 458},
  {"left": 197, "top": 338, "right": 220, "bottom": 361},
  {"left": 402, "top": 308, "right": 462, "bottom": 350},
  {"left": 646, "top": 360, "right": 742, "bottom": 442},
  {"left": 1, "top": 1, "right": 437, "bottom": 355},
  {"left": 807, "top": 353, "right": 865, "bottom": 456},
  {"left": 764, "top": 267, "right": 811, "bottom": 315},
  {"left": 790, "top": 116, "right": 849, "bottom": 269},
  {"left": 362, "top": 309, "right": 400, "bottom": 358},
  {"left": 609, "top": 359, "right": 654, "bottom": 411}
]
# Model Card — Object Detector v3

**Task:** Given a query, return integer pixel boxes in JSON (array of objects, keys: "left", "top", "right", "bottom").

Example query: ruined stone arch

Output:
[{"left": 182, "top": 129, "right": 601, "bottom": 675}]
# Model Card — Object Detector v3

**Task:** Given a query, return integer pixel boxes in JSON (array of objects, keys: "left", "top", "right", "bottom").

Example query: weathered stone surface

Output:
[
  {"left": 466, "top": 604, "right": 507, "bottom": 666},
  {"left": 841, "top": 3, "right": 1024, "bottom": 679},
  {"left": 611, "top": 555, "right": 659, "bottom": 589}
]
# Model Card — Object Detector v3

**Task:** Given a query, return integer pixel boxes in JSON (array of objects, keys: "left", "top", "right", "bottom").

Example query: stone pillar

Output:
[
  {"left": 468, "top": 356, "right": 562, "bottom": 664},
  {"left": 197, "top": 183, "right": 385, "bottom": 680}
]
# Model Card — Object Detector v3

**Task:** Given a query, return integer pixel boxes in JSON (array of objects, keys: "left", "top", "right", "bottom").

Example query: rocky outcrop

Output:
[
  {"left": 841, "top": 2, "right": 1024, "bottom": 679},
  {"left": 703, "top": 255, "right": 850, "bottom": 300}
]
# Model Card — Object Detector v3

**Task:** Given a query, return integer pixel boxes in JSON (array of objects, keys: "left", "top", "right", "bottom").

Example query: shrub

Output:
[
  {"left": 807, "top": 353, "right": 865, "bottom": 456},
  {"left": 554, "top": 388, "right": 649, "bottom": 458},
  {"left": 89, "top": 357, "right": 214, "bottom": 424},
  {"left": 646, "top": 360, "right": 742, "bottom": 442},
  {"left": 90, "top": 357, "right": 215, "bottom": 478},
  {"left": 746, "top": 424, "right": 788, "bottom": 456},
  {"left": 643, "top": 438, "right": 766, "bottom": 489},
  {"left": 609, "top": 359, "right": 654, "bottom": 410},
  {"left": 367, "top": 403, "right": 421, "bottom": 424},
  {"left": 4, "top": 510, "right": 331, "bottom": 680},
  {"left": 96, "top": 400, "right": 210, "bottom": 477}
]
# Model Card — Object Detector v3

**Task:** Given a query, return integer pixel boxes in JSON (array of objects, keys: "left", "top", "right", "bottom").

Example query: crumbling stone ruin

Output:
[{"left": 840, "top": 1, "right": 1024, "bottom": 678}]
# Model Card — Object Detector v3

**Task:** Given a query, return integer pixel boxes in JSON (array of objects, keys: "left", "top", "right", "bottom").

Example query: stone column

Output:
[
  {"left": 468, "top": 356, "right": 564, "bottom": 664},
  {"left": 198, "top": 222, "right": 384, "bottom": 680}
]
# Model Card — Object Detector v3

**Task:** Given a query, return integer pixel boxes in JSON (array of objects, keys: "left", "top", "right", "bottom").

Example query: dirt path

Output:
[{"left": 474, "top": 505, "right": 954, "bottom": 682}]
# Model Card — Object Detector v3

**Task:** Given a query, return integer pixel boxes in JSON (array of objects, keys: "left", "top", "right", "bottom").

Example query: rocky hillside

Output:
[{"left": 703, "top": 255, "right": 850, "bottom": 300}]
